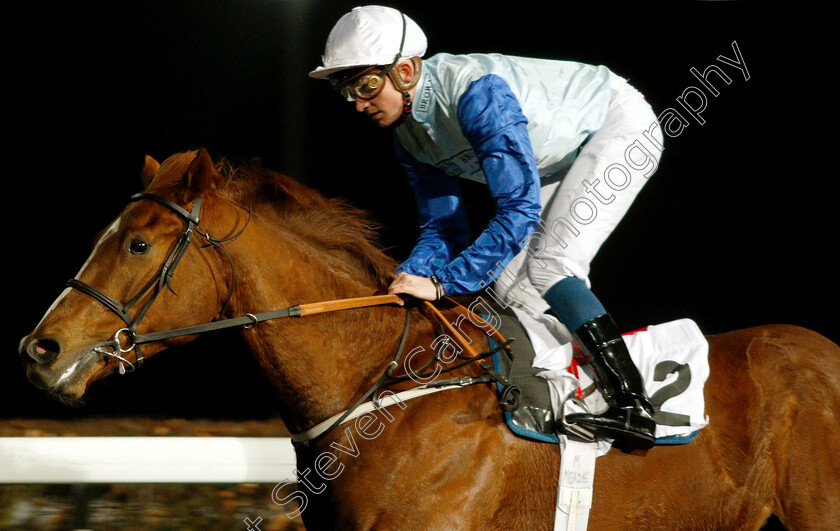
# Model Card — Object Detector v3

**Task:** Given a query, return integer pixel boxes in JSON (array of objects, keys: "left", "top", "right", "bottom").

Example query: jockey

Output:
[{"left": 310, "top": 5, "right": 664, "bottom": 450}]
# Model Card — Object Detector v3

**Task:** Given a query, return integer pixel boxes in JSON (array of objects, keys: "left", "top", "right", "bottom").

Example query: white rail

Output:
[{"left": 0, "top": 437, "right": 296, "bottom": 483}]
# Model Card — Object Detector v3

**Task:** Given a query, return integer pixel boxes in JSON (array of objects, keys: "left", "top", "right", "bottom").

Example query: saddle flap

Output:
[{"left": 489, "top": 307, "right": 558, "bottom": 441}]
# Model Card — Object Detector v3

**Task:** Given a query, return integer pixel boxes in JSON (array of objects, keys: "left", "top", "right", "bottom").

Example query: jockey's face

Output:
[
  {"left": 334, "top": 59, "right": 416, "bottom": 128},
  {"left": 353, "top": 75, "right": 406, "bottom": 127}
]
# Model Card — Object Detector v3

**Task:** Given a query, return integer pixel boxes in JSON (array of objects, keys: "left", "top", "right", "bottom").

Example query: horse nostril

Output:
[{"left": 27, "top": 338, "right": 61, "bottom": 365}]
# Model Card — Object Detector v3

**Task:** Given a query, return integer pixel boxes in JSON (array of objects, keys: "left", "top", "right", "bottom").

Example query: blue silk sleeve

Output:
[
  {"left": 394, "top": 140, "right": 471, "bottom": 278},
  {"left": 433, "top": 74, "right": 541, "bottom": 294}
]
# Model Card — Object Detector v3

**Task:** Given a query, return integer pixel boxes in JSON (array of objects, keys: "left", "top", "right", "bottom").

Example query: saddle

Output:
[
  {"left": 484, "top": 306, "right": 562, "bottom": 443},
  {"left": 477, "top": 304, "right": 707, "bottom": 447}
]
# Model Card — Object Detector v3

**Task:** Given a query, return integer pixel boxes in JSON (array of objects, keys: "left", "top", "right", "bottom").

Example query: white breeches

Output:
[{"left": 492, "top": 73, "right": 664, "bottom": 317}]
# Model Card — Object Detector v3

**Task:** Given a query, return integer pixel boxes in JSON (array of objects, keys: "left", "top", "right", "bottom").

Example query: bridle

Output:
[
  {"left": 65, "top": 192, "right": 412, "bottom": 376},
  {"left": 66, "top": 192, "right": 246, "bottom": 374},
  {"left": 65, "top": 191, "right": 515, "bottom": 445}
]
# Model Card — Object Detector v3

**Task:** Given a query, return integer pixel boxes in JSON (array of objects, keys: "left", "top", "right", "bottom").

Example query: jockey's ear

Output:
[
  {"left": 181, "top": 147, "right": 222, "bottom": 202},
  {"left": 140, "top": 155, "right": 161, "bottom": 190}
]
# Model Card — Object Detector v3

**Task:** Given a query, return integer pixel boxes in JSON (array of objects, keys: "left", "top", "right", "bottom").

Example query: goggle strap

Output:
[{"left": 402, "top": 91, "right": 413, "bottom": 114}]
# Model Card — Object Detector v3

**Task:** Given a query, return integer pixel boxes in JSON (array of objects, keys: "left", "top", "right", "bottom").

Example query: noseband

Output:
[
  {"left": 63, "top": 191, "right": 515, "bottom": 447},
  {"left": 64, "top": 192, "right": 400, "bottom": 377},
  {"left": 66, "top": 193, "right": 244, "bottom": 374}
]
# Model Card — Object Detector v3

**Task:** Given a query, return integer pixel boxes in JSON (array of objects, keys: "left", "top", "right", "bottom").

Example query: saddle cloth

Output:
[{"left": 486, "top": 305, "right": 709, "bottom": 454}]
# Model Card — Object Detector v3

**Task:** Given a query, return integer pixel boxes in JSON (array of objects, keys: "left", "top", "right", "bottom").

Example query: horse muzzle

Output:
[
  {"left": 19, "top": 334, "right": 103, "bottom": 397},
  {"left": 21, "top": 335, "right": 61, "bottom": 366}
]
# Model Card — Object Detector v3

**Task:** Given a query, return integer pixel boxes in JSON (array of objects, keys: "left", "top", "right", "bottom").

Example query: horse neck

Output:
[{"left": 208, "top": 198, "right": 423, "bottom": 432}]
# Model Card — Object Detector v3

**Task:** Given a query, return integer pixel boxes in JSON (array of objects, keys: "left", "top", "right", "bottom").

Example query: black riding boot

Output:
[{"left": 565, "top": 314, "right": 657, "bottom": 450}]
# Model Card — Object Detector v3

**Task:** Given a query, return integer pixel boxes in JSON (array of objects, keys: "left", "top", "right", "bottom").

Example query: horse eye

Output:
[{"left": 128, "top": 238, "right": 150, "bottom": 255}]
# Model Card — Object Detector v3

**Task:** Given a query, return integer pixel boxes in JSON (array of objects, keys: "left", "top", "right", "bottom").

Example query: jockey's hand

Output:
[{"left": 388, "top": 272, "right": 439, "bottom": 306}]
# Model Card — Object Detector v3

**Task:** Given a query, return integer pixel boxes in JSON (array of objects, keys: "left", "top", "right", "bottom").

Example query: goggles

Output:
[{"left": 331, "top": 62, "right": 397, "bottom": 102}]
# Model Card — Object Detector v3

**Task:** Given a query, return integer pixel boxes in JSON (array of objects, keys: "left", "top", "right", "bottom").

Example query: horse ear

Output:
[
  {"left": 141, "top": 155, "right": 160, "bottom": 190},
  {"left": 181, "top": 148, "right": 222, "bottom": 201}
]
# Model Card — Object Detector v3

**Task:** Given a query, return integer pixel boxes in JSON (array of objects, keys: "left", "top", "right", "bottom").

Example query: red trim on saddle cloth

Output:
[
  {"left": 622, "top": 326, "right": 650, "bottom": 336},
  {"left": 567, "top": 326, "right": 649, "bottom": 398},
  {"left": 566, "top": 358, "right": 583, "bottom": 399}
]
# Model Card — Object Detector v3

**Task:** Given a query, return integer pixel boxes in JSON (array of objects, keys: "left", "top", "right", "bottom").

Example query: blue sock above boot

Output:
[{"left": 543, "top": 277, "right": 606, "bottom": 333}]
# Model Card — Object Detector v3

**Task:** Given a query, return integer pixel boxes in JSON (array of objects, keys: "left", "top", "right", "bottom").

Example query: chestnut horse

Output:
[{"left": 20, "top": 149, "right": 840, "bottom": 529}]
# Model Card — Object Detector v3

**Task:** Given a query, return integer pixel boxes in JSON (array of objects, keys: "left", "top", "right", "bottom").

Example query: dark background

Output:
[{"left": 4, "top": 2, "right": 836, "bottom": 420}]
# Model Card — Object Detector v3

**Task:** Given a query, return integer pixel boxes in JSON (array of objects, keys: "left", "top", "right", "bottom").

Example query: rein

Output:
[
  {"left": 293, "top": 299, "right": 513, "bottom": 447},
  {"left": 66, "top": 192, "right": 408, "bottom": 373},
  {"left": 67, "top": 192, "right": 512, "bottom": 446}
]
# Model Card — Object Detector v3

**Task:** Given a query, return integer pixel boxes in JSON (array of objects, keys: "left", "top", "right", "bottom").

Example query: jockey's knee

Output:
[{"left": 525, "top": 255, "right": 589, "bottom": 297}]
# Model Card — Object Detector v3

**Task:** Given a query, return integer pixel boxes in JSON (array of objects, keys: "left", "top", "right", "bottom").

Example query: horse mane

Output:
[{"left": 214, "top": 158, "right": 397, "bottom": 290}]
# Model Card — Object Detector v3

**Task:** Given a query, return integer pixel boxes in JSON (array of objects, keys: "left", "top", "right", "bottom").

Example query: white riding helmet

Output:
[{"left": 309, "top": 5, "right": 427, "bottom": 80}]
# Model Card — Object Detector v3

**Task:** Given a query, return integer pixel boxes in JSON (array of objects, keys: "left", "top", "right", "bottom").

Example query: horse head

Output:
[
  {"left": 19, "top": 149, "right": 234, "bottom": 401},
  {"left": 19, "top": 148, "right": 406, "bottom": 433}
]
